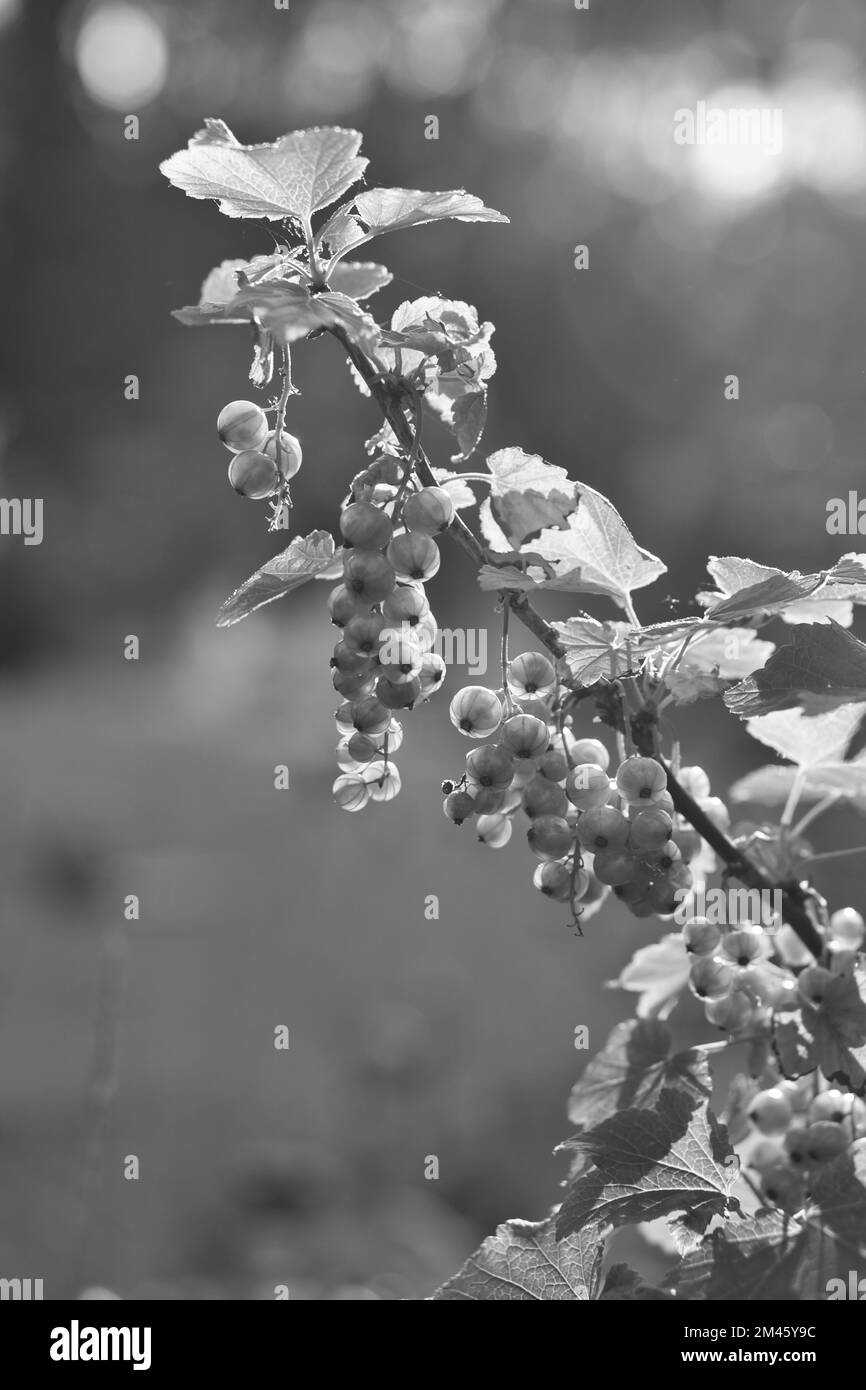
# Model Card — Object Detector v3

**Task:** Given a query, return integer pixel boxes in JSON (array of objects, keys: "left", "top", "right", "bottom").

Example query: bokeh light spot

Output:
[{"left": 75, "top": 2, "right": 168, "bottom": 110}]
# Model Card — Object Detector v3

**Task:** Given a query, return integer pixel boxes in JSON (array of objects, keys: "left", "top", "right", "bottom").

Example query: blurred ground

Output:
[{"left": 1, "top": 0, "right": 866, "bottom": 1298}]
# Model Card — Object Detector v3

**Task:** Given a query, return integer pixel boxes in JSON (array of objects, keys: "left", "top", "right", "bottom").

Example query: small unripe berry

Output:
[
  {"left": 749, "top": 1087, "right": 794, "bottom": 1136},
  {"left": 402, "top": 486, "right": 455, "bottom": 535},
  {"left": 566, "top": 764, "right": 612, "bottom": 810},
  {"left": 418, "top": 652, "right": 446, "bottom": 698},
  {"left": 343, "top": 548, "right": 396, "bottom": 604},
  {"left": 449, "top": 685, "right": 503, "bottom": 738},
  {"left": 477, "top": 813, "right": 512, "bottom": 848},
  {"left": 340, "top": 500, "right": 393, "bottom": 550},
  {"left": 332, "top": 773, "right": 370, "bottom": 812},
  {"left": 263, "top": 429, "right": 302, "bottom": 479},
  {"left": 616, "top": 756, "right": 667, "bottom": 804},
  {"left": 217, "top": 399, "right": 269, "bottom": 453},
  {"left": 505, "top": 651, "right": 556, "bottom": 699},
  {"left": 538, "top": 750, "right": 569, "bottom": 784},
  {"left": 387, "top": 531, "right": 440, "bottom": 582},
  {"left": 227, "top": 450, "right": 279, "bottom": 499},
  {"left": 527, "top": 815, "right": 576, "bottom": 862}
]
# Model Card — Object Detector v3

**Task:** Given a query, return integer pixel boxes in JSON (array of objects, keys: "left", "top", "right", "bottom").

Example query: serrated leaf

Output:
[
  {"left": 809, "top": 1142, "right": 866, "bottom": 1266},
  {"left": 700, "top": 553, "right": 866, "bottom": 627},
  {"left": 217, "top": 531, "right": 339, "bottom": 627},
  {"left": 160, "top": 123, "right": 367, "bottom": 221},
  {"left": 725, "top": 623, "right": 866, "bottom": 718},
  {"left": 556, "top": 1088, "right": 739, "bottom": 1240},
  {"left": 430, "top": 1215, "right": 604, "bottom": 1301},
  {"left": 533, "top": 483, "right": 667, "bottom": 613},
  {"left": 672, "top": 1211, "right": 811, "bottom": 1300},
  {"left": 745, "top": 703, "right": 866, "bottom": 766},
  {"left": 707, "top": 574, "right": 823, "bottom": 623},
  {"left": 485, "top": 447, "right": 575, "bottom": 545},
  {"left": 774, "top": 968, "right": 866, "bottom": 1094},
  {"left": 728, "top": 765, "right": 807, "bottom": 806},
  {"left": 567, "top": 1020, "right": 711, "bottom": 1132},
  {"left": 610, "top": 933, "right": 691, "bottom": 1020},
  {"left": 677, "top": 628, "right": 776, "bottom": 679},
  {"left": 553, "top": 616, "right": 640, "bottom": 684},
  {"left": 450, "top": 389, "right": 487, "bottom": 461},
  {"left": 324, "top": 187, "right": 509, "bottom": 259},
  {"left": 599, "top": 1264, "right": 672, "bottom": 1300},
  {"left": 665, "top": 669, "right": 727, "bottom": 705},
  {"left": 212, "top": 281, "right": 379, "bottom": 348},
  {"left": 430, "top": 468, "right": 477, "bottom": 510},
  {"left": 325, "top": 260, "right": 392, "bottom": 298}
]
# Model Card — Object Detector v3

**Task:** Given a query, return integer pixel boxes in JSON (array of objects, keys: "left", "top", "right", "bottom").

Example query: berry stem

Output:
[
  {"left": 271, "top": 345, "right": 296, "bottom": 530},
  {"left": 329, "top": 324, "right": 566, "bottom": 659},
  {"left": 789, "top": 793, "right": 841, "bottom": 840}
]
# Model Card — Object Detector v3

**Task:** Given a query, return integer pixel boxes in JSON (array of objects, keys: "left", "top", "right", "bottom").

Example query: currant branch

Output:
[{"left": 327, "top": 324, "right": 565, "bottom": 660}]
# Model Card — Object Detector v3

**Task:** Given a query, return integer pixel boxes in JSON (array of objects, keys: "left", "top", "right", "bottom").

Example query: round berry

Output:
[
  {"left": 805, "top": 1120, "right": 850, "bottom": 1163},
  {"left": 411, "top": 610, "right": 438, "bottom": 652},
  {"left": 387, "top": 532, "right": 440, "bottom": 582},
  {"left": 592, "top": 848, "right": 637, "bottom": 886},
  {"left": 515, "top": 696, "right": 552, "bottom": 723},
  {"left": 328, "top": 584, "right": 367, "bottom": 628},
  {"left": 704, "top": 989, "right": 756, "bottom": 1032},
  {"left": 347, "top": 731, "right": 379, "bottom": 764},
  {"left": 466, "top": 745, "right": 515, "bottom": 791},
  {"left": 797, "top": 965, "right": 835, "bottom": 1009},
  {"left": 364, "top": 760, "right": 402, "bottom": 802},
  {"left": 647, "top": 878, "right": 681, "bottom": 915},
  {"left": 263, "top": 429, "right": 302, "bottom": 479},
  {"left": 681, "top": 918, "right": 721, "bottom": 957},
  {"left": 343, "top": 548, "right": 396, "bottom": 604},
  {"left": 332, "top": 773, "right": 370, "bottom": 813},
  {"left": 333, "top": 668, "right": 375, "bottom": 700},
  {"left": 749, "top": 1140, "right": 787, "bottom": 1176},
  {"left": 689, "top": 955, "right": 735, "bottom": 1001},
  {"left": 538, "top": 750, "right": 569, "bottom": 784},
  {"left": 376, "top": 675, "right": 421, "bottom": 710},
  {"left": 577, "top": 805, "right": 631, "bottom": 852},
  {"left": 402, "top": 486, "right": 455, "bottom": 535},
  {"left": 332, "top": 640, "right": 374, "bottom": 676},
  {"left": 505, "top": 651, "right": 556, "bottom": 699},
  {"left": 227, "top": 450, "right": 279, "bottom": 499},
  {"left": 809, "top": 1090, "right": 852, "bottom": 1126},
  {"left": 829, "top": 907, "right": 865, "bottom": 950},
  {"left": 350, "top": 696, "right": 391, "bottom": 737},
  {"left": 616, "top": 756, "right": 667, "bottom": 804},
  {"left": 418, "top": 652, "right": 446, "bottom": 698},
  {"left": 217, "top": 399, "right": 269, "bottom": 453},
  {"left": 749, "top": 1087, "right": 794, "bottom": 1136},
  {"left": 342, "top": 612, "right": 386, "bottom": 656},
  {"left": 334, "top": 702, "right": 356, "bottom": 736},
  {"left": 627, "top": 807, "right": 674, "bottom": 854},
  {"left": 533, "top": 861, "right": 573, "bottom": 902},
  {"left": 569, "top": 738, "right": 610, "bottom": 771},
  {"left": 760, "top": 1163, "right": 804, "bottom": 1213},
  {"left": 501, "top": 713, "right": 550, "bottom": 761},
  {"left": 527, "top": 815, "right": 576, "bottom": 862},
  {"left": 522, "top": 775, "right": 570, "bottom": 820},
  {"left": 477, "top": 813, "right": 512, "bottom": 849},
  {"left": 671, "top": 824, "right": 702, "bottom": 862},
  {"left": 698, "top": 796, "right": 730, "bottom": 831},
  {"left": 472, "top": 786, "right": 508, "bottom": 815},
  {"left": 382, "top": 585, "right": 430, "bottom": 627},
  {"left": 566, "top": 764, "right": 612, "bottom": 810},
  {"left": 721, "top": 927, "right": 765, "bottom": 967},
  {"left": 449, "top": 686, "right": 503, "bottom": 739},
  {"left": 340, "top": 501, "right": 393, "bottom": 550},
  {"left": 380, "top": 718, "right": 404, "bottom": 752},
  {"left": 443, "top": 790, "right": 476, "bottom": 824},
  {"left": 784, "top": 1127, "right": 810, "bottom": 1167},
  {"left": 378, "top": 633, "right": 423, "bottom": 683},
  {"left": 678, "top": 766, "right": 711, "bottom": 799}
]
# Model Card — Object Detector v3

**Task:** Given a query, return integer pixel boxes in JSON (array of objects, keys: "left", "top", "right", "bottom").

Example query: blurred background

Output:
[{"left": 1, "top": 0, "right": 865, "bottom": 1299}]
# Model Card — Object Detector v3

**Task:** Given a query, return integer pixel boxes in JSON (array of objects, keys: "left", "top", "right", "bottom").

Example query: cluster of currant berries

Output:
[
  {"left": 683, "top": 905, "right": 866, "bottom": 1037},
  {"left": 217, "top": 399, "right": 302, "bottom": 501},
  {"left": 441, "top": 659, "right": 711, "bottom": 924},
  {"left": 329, "top": 463, "right": 456, "bottom": 813}
]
